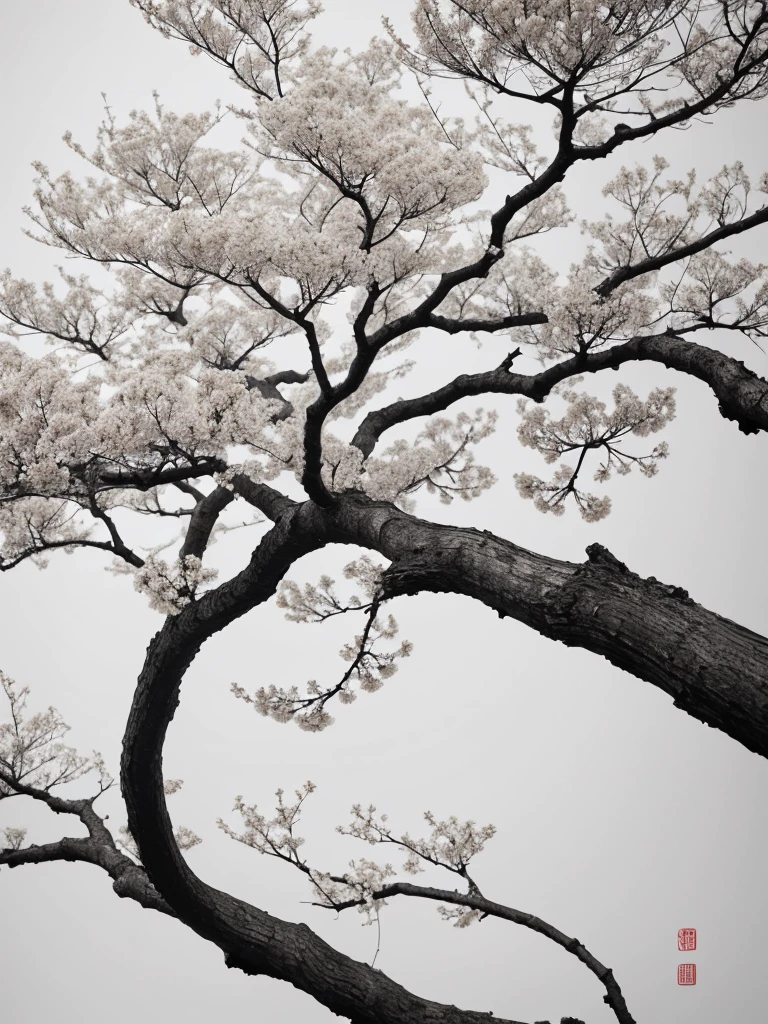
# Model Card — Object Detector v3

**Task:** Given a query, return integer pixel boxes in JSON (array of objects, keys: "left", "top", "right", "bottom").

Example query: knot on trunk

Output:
[
  {"left": 584, "top": 543, "right": 628, "bottom": 573},
  {"left": 583, "top": 544, "right": 694, "bottom": 604}
]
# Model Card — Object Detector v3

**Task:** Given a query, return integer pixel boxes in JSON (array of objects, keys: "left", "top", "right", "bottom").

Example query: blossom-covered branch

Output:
[
  {"left": 231, "top": 556, "right": 412, "bottom": 730},
  {"left": 220, "top": 784, "right": 635, "bottom": 1024},
  {"left": 131, "top": 0, "right": 322, "bottom": 101},
  {"left": 352, "top": 331, "right": 768, "bottom": 461},
  {"left": 0, "top": 674, "right": 195, "bottom": 915},
  {"left": 514, "top": 383, "right": 675, "bottom": 521}
]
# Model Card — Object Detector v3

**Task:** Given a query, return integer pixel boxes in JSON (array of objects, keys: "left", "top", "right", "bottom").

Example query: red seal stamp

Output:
[
  {"left": 677, "top": 964, "right": 697, "bottom": 986},
  {"left": 678, "top": 928, "right": 697, "bottom": 951}
]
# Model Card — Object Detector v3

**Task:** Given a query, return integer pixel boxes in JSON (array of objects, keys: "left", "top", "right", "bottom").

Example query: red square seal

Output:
[
  {"left": 677, "top": 964, "right": 696, "bottom": 986},
  {"left": 678, "top": 928, "right": 697, "bottom": 951}
]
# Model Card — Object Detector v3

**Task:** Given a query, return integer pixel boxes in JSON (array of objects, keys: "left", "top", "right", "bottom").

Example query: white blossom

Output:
[
  {"left": 131, "top": 553, "right": 219, "bottom": 615},
  {"left": 217, "top": 782, "right": 315, "bottom": 861},
  {"left": 0, "top": 672, "right": 97, "bottom": 794},
  {"left": 362, "top": 409, "right": 498, "bottom": 508},
  {"left": 131, "top": 0, "right": 322, "bottom": 100},
  {"left": 232, "top": 562, "right": 413, "bottom": 729},
  {"left": 515, "top": 384, "right": 675, "bottom": 520},
  {"left": 341, "top": 805, "right": 496, "bottom": 877},
  {"left": 532, "top": 266, "right": 658, "bottom": 359},
  {"left": 0, "top": 0, "right": 764, "bottom": 607},
  {"left": 256, "top": 47, "right": 487, "bottom": 245},
  {"left": 2, "top": 826, "right": 28, "bottom": 851}
]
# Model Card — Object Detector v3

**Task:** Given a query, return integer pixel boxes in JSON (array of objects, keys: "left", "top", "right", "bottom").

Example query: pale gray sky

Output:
[{"left": 0, "top": 3, "right": 767, "bottom": 1024}]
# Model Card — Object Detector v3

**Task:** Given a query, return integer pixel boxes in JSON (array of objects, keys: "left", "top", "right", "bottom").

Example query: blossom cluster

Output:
[
  {"left": 340, "top": 804, "right": 496, "bottom": 878},
  {"left": 399, "top": 1, "right": 768, "bottom": 123},
  {"left": 362, "top": 409, "right": 498, "bottom": 510},
  {"left": 219, "top": 780, "right": 497, "bottom": 926},
  {"left": 515, "top": 384, "right": 676, "bottom": 521},
  {"left": 0, "top": 0, "right": 765, "bottom": 599},
  {"left": 0, "top": 674, "right": 114, "bottom": 855},
  {"left": 217, "top": 781, "right": 315, "bottom": 862},
  {"left": 232, "top": 557, "right": 413, "bottom": 730},
  {"left": 0, "top": 672, "right": 94, "bottom": 795},
  {"left": 132, "top": 0, "right": 322, "bottom": 101},
  {"left": 275, "top": 554, "right": 385, "bottom": 623},
  {"left": 130, "top": 553, "right": 220, "bottom": 615}
]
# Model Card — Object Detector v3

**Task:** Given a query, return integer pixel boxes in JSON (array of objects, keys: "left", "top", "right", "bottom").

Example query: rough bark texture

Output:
[
  {"left": 120, "top": 493, "right": 767, "bottom": 1023},
  {"left": 0, "top": 775, "right": 175, "bottom": 916},
  {"left": 341, "top": 499, "right": 768, "bottom": 758},
  {"left": 331, "top": 881, "right": 634, "bottom": 1024},
  {"left": 122, "top": 503, "right": 530, "bottom": 1024}
]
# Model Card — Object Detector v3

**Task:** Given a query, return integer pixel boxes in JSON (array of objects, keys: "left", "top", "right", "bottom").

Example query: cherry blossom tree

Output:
[{"left": 2, "top": 2, "right": 768, "bottom": 1022}]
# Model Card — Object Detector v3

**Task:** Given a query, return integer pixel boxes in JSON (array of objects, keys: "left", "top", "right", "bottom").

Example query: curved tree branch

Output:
[
  {"left": 121, "top": 504, "right": 534, "bottom": 1024},
  {"left": 0, "top": 768, "right": 173, "bottom": 916},
  {"left": 0, "top": 836, "right": 174, "bottom": 916},
  {"left": 180, "top": 486, "right": 235, "bottom": 561},
  {"left": 320, "top": 882, "right": 634, "bottom": 1024},
  {"left": 120, "top": 491, "right": 766, "bottom": 1024},
  {"left": 352, "top": 332, "right": 768, "bottom": 457},
  {"left": 264, "top": 369, "right": 310, "bottom": 387},
  {"left": 426, "top": 311, "right": 549, "bottom": 335},
  {"left": 595, "top": 205, "right": 768, "bottom": 297},
  {"left": 0, "top": 536, "right": 144, "bottom": 572},
  {"left": 98, "top": 458, "right": 227, "bottom": 492},
  {"left": 324, "top": 495, "right": 768, "bottom": 757}
]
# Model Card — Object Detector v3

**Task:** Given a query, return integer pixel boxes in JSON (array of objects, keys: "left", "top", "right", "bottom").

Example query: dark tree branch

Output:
[
  {"left": 119, "top": 492, "right": 766, "bottom": 1024},
  {"left": 264, "top": 369, "right": 310, "bottom": 387},
  {"left": 86, "top": 498, "right": 144, "bottom": 567},
  {"left": 426, "top": 311, "right": 549, "bottom": 335},
  {"left": 0, "top": 768, "right": 174, "bottom": 916},
  {"left": 121, "top": 505, "right": 531, "bottom": 1024},
  {"left": 0, "top": 834, "right": 176, "bottom": 916},
  {"left": 180, "top": 486, "right": 235, "bottom": 561},
  {"left": 244, "top": 277, "right": 333, "bottom": 395},
  {"left": 0, "top": 537, "right": 144, "bottom": 572},
  {"left": 229, "top": 475, "right": 297, "bottom": 522},
  {"left": 99, "top": 458, "right": 227, "bottom": 491},
  {"left": 352, "top": 332, "right": 768, "bottom": 457},
  {"left": 596, "top": 205, "right": 768, "bottom": 297},
  {"left": 1, "top": 835, "right": 102, "bottom": 868},
  {"left": 362, "top": 43, "right": 768, "bottom": 359},
  {"left": 289, "top": 53, "right": 768, "bottom": 497},
  {"left": 355, "top": 503, "right": 768, "bottom": 758},
  {"left": 179, "top": 475, "right": 299, "bottom": 559},
  {"left": 321, "top": 882, "right": 634, "bottom": 1024},
  {"left": 316, "top": 496, "right": 768, "bottom": 757}
]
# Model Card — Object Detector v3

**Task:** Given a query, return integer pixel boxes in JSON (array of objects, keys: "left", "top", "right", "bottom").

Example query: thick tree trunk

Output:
[
  {"left": 122, "top": 504, "right": 529, "bottom": 1024},
  {"left": 326, "top": 495, "right": 768, "bottom": 758},
  {"left": 121, "top": 493, "right": 767, "bottom": 1024}
]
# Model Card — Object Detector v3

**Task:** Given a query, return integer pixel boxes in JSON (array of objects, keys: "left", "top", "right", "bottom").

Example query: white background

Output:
[{"left": 1, "top": 3, "right": 766, "bottom": 1023}]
